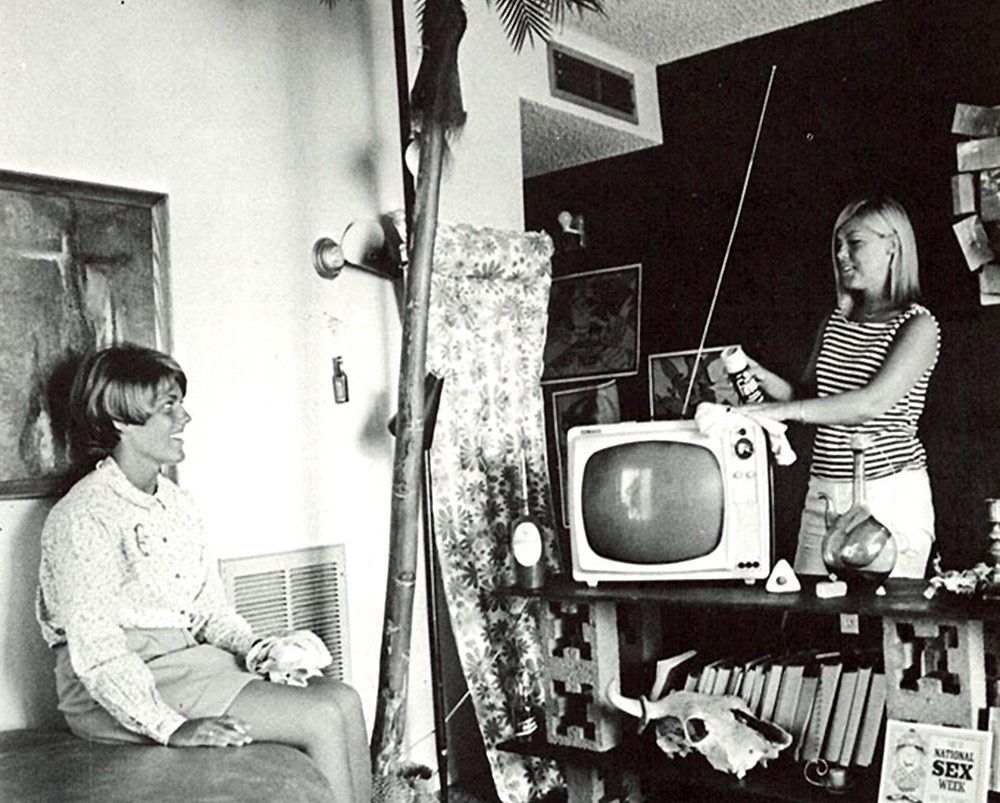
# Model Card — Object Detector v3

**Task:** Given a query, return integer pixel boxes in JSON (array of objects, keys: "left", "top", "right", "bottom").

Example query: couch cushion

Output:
[{"left": 0, "top": 728, "right": 335, "bottom": 803}]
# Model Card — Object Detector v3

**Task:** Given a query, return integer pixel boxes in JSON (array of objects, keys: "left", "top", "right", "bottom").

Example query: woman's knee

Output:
[{"left": 299, "top": 679, "right": 364, "bottom": 736}]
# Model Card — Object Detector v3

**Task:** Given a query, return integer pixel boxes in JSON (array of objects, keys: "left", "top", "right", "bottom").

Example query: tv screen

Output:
[{"left": 580, "top": 441, "right": 724, "bottom": 564}]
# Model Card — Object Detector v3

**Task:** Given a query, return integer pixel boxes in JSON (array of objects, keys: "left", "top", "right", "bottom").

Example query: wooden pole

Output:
[{"left": 370, "top": 0, "right": 466, "bottom": 777}]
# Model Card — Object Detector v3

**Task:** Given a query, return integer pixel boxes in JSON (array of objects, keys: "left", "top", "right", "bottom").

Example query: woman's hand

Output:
[
  {"left": 168, "top": 715, "right": 253, "bottom": 747},
  {"left": 743, "top": 355, "right": 795, "bottom": 402}
]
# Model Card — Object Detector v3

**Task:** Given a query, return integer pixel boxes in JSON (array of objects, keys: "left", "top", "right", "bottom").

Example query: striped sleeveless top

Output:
[{"left": 810, "top": 303, "right": 939, "bottom": 481}]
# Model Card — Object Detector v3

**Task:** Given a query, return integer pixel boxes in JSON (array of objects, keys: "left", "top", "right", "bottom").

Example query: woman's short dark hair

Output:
[{"left": 70, "top": 344, "right": 187, "bottom": 462}]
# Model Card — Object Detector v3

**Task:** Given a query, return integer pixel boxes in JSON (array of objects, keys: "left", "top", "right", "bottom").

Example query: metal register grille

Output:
[{"left": 219, "top": 544, "right": 350, "bottom": 682}]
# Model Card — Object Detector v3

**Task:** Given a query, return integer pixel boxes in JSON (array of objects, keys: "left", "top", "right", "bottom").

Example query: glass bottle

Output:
[{"left": 332, "top": 357, "right": 349, "bottom": 403}]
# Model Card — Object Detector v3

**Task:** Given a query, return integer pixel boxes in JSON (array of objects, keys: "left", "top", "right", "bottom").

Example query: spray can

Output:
[{"left": 722, "top": 345, "right": 764, "bottom": 404}]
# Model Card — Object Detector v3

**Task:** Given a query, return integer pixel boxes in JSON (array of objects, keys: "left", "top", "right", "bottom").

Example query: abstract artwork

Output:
[
  {"left": 0, "top": 170, "right": 170, "bottom": 498},
  {"left": 648, "top": 346, "right": 740, "bottom": 420},
  {"left": 542, "top": 263, "right": 640, "bottom": 384},
  {"left": 549, "top": 380, "right": 620, "bottom": 527}
]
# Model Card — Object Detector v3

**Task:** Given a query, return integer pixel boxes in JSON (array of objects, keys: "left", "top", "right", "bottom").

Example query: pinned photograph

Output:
[
  {"left": 952, "top": 103, "right": 1000, "bottom": 138},
  {"left": 953, "top": 174, "right": 976, "bottom": 216},
  {"left": 981, "top": 169, "right": 1000, "bottom": 222},
  {"left": 953, "top": 215, "right": 995, "bottom": 272},
  {"left": 980, "top": 264, "right": 1000, "bottom": 306},
  {"left": 542, "top": 264, "right": 641, "bottom": 384},
  {"left": 957, "top": 137, "right": 1000, "bottom": 173}
]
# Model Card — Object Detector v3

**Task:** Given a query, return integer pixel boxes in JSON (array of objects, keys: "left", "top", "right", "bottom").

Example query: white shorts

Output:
[
  {"left": 793, "top": 469, "right": 935, "bottom": 579},
  {"left": 56, "top": 628, "right": 258, "bottom": 744}
]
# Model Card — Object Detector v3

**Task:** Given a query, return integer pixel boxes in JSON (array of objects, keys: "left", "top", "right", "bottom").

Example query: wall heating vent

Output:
[
  {"left": 219, "top": 545, "right": 350, "bottom": 682},
  {"left": 548, "top": 42, "right": 637, "bottom": 124}
]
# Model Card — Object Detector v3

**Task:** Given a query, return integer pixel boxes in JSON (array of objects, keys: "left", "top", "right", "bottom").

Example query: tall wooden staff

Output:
[{"left": 370, "top": 0, "right": 467, "bottom": 777}]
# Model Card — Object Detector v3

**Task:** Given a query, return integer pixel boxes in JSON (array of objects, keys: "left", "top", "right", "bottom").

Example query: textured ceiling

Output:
[{"left": 521, "top": 0, "right": 883, "bottom": 177}]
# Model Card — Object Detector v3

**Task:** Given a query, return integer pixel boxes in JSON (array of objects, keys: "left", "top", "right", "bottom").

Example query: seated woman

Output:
[{"left": 35, "top": 344, "right": 371, "bottom": 803}]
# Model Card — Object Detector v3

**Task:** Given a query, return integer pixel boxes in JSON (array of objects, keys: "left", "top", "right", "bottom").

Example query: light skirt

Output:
[
  {"left": 55, "top": 627, "right": 258, "bottom": 744},
  {"left": 793, "top": 468, "right": 935, "bottom": 579}
]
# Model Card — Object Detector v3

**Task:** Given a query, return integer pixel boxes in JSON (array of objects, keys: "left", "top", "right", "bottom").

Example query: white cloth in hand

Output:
[
  {"left": 246, "top": 630, "right": 333, "bottom": 686},
  {"left": 694, "top": 402, "right": 797, "bottom": 466}
]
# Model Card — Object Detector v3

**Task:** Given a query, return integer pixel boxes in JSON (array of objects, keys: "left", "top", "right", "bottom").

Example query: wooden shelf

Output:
[
  {"left": 499, "top": 732, "right": 883, "bottom": 802},
  {"left": 505, "top": 574, "right": 1000, "bottom": 621},
  {"left": 497, "top": 574, "right": 1000, "bottom": 802}
]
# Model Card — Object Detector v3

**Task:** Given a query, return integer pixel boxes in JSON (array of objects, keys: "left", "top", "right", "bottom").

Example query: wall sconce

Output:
[
  {"left": 557, "top": 210, "right": 585, "bottom": 252},
  {"left": 313, "top": 214, "right": 405, "bottom": 282}
]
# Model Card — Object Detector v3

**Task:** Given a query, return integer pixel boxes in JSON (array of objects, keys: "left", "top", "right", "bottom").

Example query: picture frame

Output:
[
  {"left": 549, "top": 380, "right": 620, "bottom": 527},
  {"left": 648, "top": 345, "right": 740, "bottom": 420},
  {"left": 542, "top": 263, "right": 641, "bottom": 384},
  {"left": 0, "top": 170, "right": 171, "bottom": 499}
]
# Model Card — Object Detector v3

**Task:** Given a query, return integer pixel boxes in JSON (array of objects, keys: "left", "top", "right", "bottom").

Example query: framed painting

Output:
[
  {"left": 648, "top": 345, "right": 739, "bottom": 420},
  {"left": 0, "top": 170, "right": 171, "bottom": 499},
  {"left": 542, "top": 263, "right": 641, "bottom": 384},
  {"left": 549, "top": 380, "right": 620, "bottom": 527}
]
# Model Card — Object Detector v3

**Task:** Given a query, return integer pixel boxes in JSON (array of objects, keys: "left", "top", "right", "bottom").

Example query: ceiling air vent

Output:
[
  {"left": 219, "top": 544, "right": 351, "bottom": 682},
  {"left": 548, "top": 42, "right": 637, "bottom": 124}
]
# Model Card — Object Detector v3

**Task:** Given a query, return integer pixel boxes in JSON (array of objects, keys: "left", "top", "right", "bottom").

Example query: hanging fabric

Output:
[{"left": 425, "top": 221, "right": 562, "bottom": 803}]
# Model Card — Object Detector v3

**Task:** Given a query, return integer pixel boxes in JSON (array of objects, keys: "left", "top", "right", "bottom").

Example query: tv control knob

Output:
[{"left": 734, "top": 437, "right": 754, "bottom": 459}]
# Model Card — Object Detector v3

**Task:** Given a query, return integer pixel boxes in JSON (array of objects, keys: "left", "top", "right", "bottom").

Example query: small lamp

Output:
[
  {"left": 312, "top": 215, "right": 405, "bottom": 282},
  {"left": 557, "top": 210, "right": 585, "bottom": 252}
]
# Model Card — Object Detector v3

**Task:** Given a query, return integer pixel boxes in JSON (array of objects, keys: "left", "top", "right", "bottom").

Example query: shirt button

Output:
[{"left": 175, "top": 573, "right": 181, "bottom": 579}]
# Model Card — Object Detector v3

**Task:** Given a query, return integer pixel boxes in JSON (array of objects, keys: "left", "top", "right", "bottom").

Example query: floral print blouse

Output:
[{"left": 36, "top": 457, "right": 256, "bottom": 744}]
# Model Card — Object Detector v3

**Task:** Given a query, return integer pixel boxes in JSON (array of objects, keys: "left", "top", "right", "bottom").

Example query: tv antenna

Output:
[{"left": 681, "top": 64, "right": 777, "bottom": 417}]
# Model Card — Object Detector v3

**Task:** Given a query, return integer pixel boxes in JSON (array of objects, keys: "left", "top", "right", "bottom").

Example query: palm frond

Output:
[{"left": 322, "top": 0, "right": 610, "bottom": 54}]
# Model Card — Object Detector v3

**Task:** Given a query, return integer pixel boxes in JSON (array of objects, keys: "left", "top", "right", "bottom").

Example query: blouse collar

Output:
[{"left": 95, "top": 456, "right": 166, "bottom": 509}]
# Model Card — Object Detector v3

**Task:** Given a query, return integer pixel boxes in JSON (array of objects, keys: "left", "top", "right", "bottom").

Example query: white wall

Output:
[{"left": 0, "top": 0, "right": 440, "bottom": 769}]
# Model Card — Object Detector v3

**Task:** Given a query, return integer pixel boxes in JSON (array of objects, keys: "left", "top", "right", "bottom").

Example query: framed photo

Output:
[
  {"left": 549, "top": 380, "right": 620, "bottom": 527},
  {"left": 878, "top": 719, "right": 993, "bottom": 803},
  {"left": 542, "top": 264, "right": 641, "bottom": 384},
  {"left": 648, "top": 345, "right": 740, "bottom": 420},
  {"left": 0, "top": 170, "right": 170, "bottom": 499}
]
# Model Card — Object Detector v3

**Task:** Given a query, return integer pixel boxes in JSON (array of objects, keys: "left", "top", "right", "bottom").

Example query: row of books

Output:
[{"left": 656, "top": 648, "right": 887, "bottom": 768}]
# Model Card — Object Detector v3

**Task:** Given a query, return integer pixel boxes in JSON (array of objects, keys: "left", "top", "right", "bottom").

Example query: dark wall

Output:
[{"left": 524, "top": 0, "right": 1000, "bottom": 569}]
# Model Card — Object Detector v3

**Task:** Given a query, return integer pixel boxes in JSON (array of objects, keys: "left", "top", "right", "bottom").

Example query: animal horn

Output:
[
  {"left": 605, "top": 679, "right": 643, "bottom": 720},
  {"left": 604, "top": 680, "right": 682, "bottom": 728}
]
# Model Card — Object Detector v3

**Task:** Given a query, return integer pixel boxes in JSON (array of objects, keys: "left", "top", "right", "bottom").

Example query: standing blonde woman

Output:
[
  {"left": 36, "top": 344, "right": 371, "bottom": 803},
  {"left": 744, "top": 196, "right": 940, "bottom": 578}
]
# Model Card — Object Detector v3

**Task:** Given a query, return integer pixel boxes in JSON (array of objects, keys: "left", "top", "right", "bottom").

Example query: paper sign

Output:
[{"left": 878, "top": 719, "right": 993, "bottom": 803}]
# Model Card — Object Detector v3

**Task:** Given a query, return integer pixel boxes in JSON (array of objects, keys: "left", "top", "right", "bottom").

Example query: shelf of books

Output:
[{"left": 498, "top": 577, "right": 1000, "bottom": 802}]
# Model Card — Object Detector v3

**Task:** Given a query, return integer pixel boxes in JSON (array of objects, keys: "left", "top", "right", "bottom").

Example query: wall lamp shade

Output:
[
  {"left": 313, "top": 215, "right": 405, "bottom": 282},
  {"left": 312, "top": 238, "right": 346, "bottom": 280}
]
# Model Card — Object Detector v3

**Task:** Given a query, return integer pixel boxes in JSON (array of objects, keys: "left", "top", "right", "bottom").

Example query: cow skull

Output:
[{"left": 605, "top": 681, "right": 792, "bottom": 779}]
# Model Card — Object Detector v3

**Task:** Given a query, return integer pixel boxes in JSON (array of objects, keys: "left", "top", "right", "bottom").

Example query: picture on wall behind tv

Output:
[
  {"left": 550, "top": 380, "right": 620, "bottom": 527},
  {"left": 541, "top": 263, "right": 641, "bottom": 384},
  {"left": 648, "top": 346, "right": 740, "bottom": 420}
]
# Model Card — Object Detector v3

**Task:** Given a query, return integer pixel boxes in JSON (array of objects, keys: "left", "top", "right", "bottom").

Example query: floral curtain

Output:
[{"left": 425, "top": 222, "right": 562, "bottom": 803}]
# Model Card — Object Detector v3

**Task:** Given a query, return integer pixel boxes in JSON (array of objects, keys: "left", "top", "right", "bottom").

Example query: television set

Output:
[{"left": 566, "top": 417, "right": 772, "bottom": 585}]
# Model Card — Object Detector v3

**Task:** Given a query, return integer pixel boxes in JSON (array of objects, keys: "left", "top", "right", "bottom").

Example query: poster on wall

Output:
[
  {"left": 0, "top": 170, "right": 170, "bottom": 499},
  {"left": 541, "top": 263, "right": 641, "bottom": 384},
  {"left": 549, "top": 380, "right": 621, "bottom": 527},
  {"left": 648, "top": 346, "right": 740, "bottom": 420}
]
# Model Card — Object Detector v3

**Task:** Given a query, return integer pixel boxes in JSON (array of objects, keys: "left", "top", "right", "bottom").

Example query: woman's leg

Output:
[
  {"left": 868, "top": 469, "right": 935, "bottom": 579},
  {"left": 225, "top": 676, "right": 371, "bottom": 803}
]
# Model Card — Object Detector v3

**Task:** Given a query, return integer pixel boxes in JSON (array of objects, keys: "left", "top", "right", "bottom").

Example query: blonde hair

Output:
[
  {"left": 70, "top": 344, "right": 187, "bottom": 461},
  {"left": 831, "top": 196, "right": 920, "bottom": 315}
]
